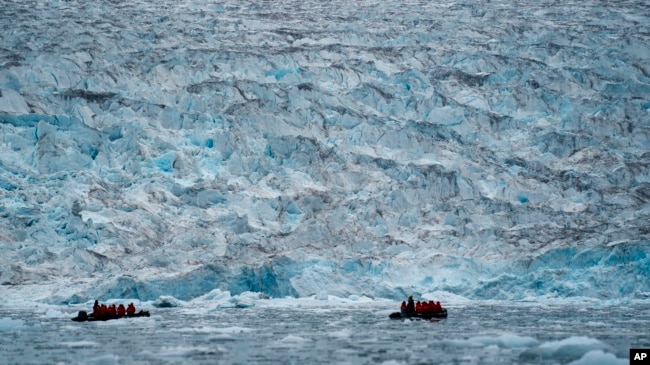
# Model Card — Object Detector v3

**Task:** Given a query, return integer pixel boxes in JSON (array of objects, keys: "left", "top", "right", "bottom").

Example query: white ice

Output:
[{"left": 0, "top": 0, "right": 648, "bottom": 306}]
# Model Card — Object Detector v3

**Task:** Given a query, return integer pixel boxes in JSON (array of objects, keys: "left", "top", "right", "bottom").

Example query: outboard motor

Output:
[{"left": 72, "top": 310, "right": 88, "bottom": 322}]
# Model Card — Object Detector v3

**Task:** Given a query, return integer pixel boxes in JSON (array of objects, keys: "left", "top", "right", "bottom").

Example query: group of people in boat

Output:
[
  {"left": 400, "top": 295, "right": 443, "bottom": 314},
  {"left": 92, "top": 300, "right": 137, "bottom": 318}
]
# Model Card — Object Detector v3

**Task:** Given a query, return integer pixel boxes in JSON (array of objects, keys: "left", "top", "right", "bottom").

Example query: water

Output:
[{"left": 1, "top": 301, "right": 648, "bottom": 364}]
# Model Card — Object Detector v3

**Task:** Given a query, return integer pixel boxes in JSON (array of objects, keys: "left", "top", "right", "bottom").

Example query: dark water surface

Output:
[{"left": 1, "top": 302, "right": 648, "bottom": 364}]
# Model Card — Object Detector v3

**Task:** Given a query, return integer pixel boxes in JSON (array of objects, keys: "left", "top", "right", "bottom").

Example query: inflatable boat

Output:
[
  {"left": 71, "top": 310, "right": 150, "bottom": 322},
  {"left": 389, "top": 308, "right": 448, "bottom": 320}
]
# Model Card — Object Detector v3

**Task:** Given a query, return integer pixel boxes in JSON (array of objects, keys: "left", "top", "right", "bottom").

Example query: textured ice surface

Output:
[{"left": 0, "top": 0, "right": 649, "bottom": 303}]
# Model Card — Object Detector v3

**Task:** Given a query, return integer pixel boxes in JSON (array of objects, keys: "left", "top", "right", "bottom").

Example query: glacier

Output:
[{"left": 0, "top": 0, "right": 648, "bottom": 305}]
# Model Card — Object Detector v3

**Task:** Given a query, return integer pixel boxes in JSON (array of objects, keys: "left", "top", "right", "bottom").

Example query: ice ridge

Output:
[{"left": 0, "top": 0, "right": 648, "bottom": 303}]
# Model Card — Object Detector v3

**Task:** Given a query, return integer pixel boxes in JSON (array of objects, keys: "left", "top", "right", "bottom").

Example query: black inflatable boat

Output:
[
  {"left": 71, "top": 310, "right": 150, "bottom": 322},
  {"left": 389, "top": 308, "right": 448, "bottom": 320}
]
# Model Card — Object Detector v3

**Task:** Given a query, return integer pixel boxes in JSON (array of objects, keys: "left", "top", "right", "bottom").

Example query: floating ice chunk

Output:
[
  {"left": 0, "top": 317, "right": 25, "bottom": 330},
  {"left": 268, "top": 335, "right": 311, "bottom": 348},
  {"left": 213, "top": 326, "right": 255, "bottom": 334},
  {"left": 172, "top": 326, "right": 225, "bottom": 334},
  {"left": 153, "top": 295, "right": 183, "bottom": 308},
  {"left": 87, "top": 354, "right": 120, "bottom": 365},
  {"left": 60, "top": 341, "right": 99, "bottom": 348},
  {"left": 43, "top": 308, "right": 67, "bottom": 318},
  {"left": 380, "top": 361, "right": 406, "bottom": 365},
  {"left": 228, "top": 291, "right": 261, "bottom": 308},
  {"left": 198, "top": 289, "right": 232, "bottom": 302},
  {"left": 158, "top": 346, "right": 223, "bottom": 356},
  {"left": 495, "top": 334, "right": 540, "bottom": 348},
  {"left": 459, "top": 334, "right": 539, "bottom": 349},
  {"left": 328, "top": 328, "right": 352, "bottom": 339},
  {"left": 567, "top": 350, "right": 627, "bottom": 365},
  {"left": 520, "top": 336, "right": 612, "bottom": 362}
]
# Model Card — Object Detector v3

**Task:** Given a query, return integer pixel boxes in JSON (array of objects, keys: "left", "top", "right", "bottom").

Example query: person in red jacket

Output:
[
  {"left": 117, "top": 304, "right": 126, "bottom": 317},
  {"left": 420, "top": 300, "right": 428, "bottom": 312},
  {"left": 406, "top": 296, "right": 415, "bottom": 314},
  {"left": 92, "top": 300, "right": 100, "bottom": 317},
  {"left": 126, "top": 302, "right": 136, "bottom": 316},
  {"left": 415, "top": 301, "right": 422, "bottom": 313},
  {"left": 100, "top": 304, "right": 108, "bottom": 317},
  {"left": 400, "top": 301, "right": 407, "bottom": 314}
]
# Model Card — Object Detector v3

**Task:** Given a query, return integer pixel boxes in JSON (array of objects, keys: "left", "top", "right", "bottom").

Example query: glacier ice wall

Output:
[{"left": 0, "top": 0, "right": 648, "bottom": 303}]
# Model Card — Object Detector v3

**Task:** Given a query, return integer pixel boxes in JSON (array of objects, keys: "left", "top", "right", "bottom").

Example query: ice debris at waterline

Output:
[{"left": 0, "top": 0, "right": 648, "bottom": 304}]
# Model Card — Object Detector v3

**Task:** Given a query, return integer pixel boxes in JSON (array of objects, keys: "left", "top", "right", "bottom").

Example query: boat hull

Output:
[
  {"left": 389, "top": 309, "right": 447, "bottom": 320},
  {"left": 71, "top": 310, "right": 150, "bottom": 322}
]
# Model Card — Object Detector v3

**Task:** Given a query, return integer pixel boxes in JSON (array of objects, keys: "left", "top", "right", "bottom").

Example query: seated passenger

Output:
[
  {"left": 436, "top": 301, "right": 442, "bottom": 311},
  {"left": 420, "top": 300, "right": 428, "bottom": 312},
  {"left": 428, "top": 300, "right": 435, "bottom": 312},
  {"left": 400, "top": 301, "right": 407, "bottom": 314},
  {"left": 117, "top": 304, "right": 126, "bottom": 317},
  {"left": 100, "top": 304, "right": 108, "bottom": 316},
  {"left": 415, "top": 301, "right": 422, "bottom": 313},
  {"left": 108, "top": 304, "right": 117, "bottom": 316},
  {"left": 126, "top": 303, "right": 136, "bottom": 316}
]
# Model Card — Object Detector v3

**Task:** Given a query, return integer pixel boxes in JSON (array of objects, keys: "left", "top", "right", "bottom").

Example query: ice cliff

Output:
[{"left": 0, "top": 0, "right": 648, "bottom": 303}]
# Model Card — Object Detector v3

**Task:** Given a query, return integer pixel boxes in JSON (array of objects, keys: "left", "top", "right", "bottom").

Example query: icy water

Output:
[{"left": 1, "top": 302, "right": 648, "bottom": 364}]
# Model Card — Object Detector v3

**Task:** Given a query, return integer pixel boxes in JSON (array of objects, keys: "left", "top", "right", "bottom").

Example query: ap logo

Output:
[{"left": 631, "top": 349, "right": 649, "bottom": 364}]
